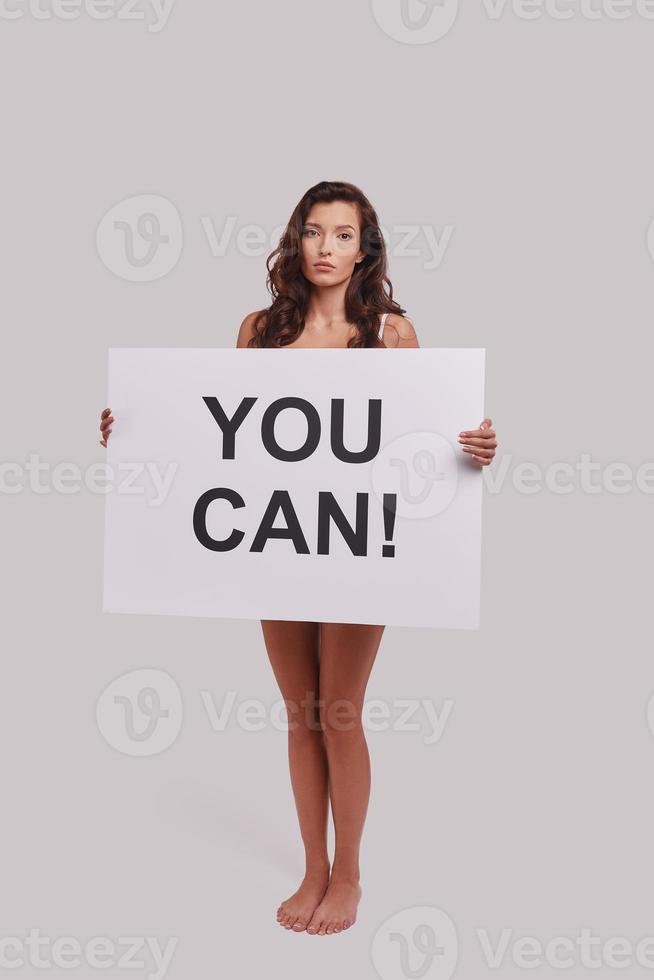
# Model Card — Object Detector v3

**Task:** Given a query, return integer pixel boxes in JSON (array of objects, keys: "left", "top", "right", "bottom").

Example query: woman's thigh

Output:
[
  {"left": 260, "top": 620, "right": 321, "bottom": 726},
  {"left": 318, "top": 623, "right": 385, "bottom": 712}
]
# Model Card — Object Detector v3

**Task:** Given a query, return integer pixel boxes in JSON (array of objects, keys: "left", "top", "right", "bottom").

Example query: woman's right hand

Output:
[{"left": 99, "top": 406, "right": 114, "bottom": 448}]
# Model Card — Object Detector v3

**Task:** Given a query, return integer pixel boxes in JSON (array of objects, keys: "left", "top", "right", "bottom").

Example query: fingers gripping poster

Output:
[{"left": 102, "top": 348, "right": 485, "bottom": 630}]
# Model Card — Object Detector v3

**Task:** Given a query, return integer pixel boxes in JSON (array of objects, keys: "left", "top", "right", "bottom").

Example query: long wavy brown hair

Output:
[{"left": 247, "top": 180, "right": 407, "bottom": 348}]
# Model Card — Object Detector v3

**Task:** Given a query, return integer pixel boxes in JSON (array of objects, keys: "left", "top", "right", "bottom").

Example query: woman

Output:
[{"left": 99, "top": 180, "right": 497, "bottom": 937}]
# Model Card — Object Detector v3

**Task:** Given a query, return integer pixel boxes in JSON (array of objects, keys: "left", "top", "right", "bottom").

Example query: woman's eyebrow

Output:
[{"left": 304, "top": 222, "right": 356, "bottom": 231}]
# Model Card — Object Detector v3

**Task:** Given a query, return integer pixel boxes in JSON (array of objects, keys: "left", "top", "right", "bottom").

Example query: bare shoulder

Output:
[
  {"left": 236, "top": 309, "right": 266, "bottom": 348},
  {"left": 383, "top": 313, "right": 419, "bottom": 348}
]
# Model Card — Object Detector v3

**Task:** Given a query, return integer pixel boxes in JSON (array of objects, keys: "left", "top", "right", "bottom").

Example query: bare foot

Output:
[
  {"left": 277, "top": 866, "right": 330, "bottom": 932},
  {"left": 306, "top": 874, "right": 361, "bottom": 935}
]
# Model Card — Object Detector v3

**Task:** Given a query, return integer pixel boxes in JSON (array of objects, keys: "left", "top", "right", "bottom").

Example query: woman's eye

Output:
[
  {"left": 339, "top": 233, "right": 352, "bottom": 241},
  {"left": 302, "top": 229, "right": 318, "bottom": 237}
]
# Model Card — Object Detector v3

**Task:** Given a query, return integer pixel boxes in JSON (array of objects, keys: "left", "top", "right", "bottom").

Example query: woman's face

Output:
[{"left": 300, "top": 200, "right": 365, "bottom": 287}]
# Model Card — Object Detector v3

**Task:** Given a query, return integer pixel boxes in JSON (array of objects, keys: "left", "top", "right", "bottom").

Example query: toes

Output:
[
  {"left": 306, "top": 915, "right": 321, "bottom": 935},
  {"left": 292, "top": 918, "right": 308, "bottom": 932}
]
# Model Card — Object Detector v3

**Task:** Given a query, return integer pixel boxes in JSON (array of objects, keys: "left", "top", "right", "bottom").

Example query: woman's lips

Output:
[{"left": 314, "top": 262, "right": 335, "bottom": 270}]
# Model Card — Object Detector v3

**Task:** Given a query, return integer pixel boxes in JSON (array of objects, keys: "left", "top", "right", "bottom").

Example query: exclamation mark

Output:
[{"left": 382, "top": 493, "right": 397, "bottom": 557}]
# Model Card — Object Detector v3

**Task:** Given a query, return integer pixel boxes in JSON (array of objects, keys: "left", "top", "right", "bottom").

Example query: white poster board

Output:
[{"left": 102, "top": 348, "right": 485, "bottom": 630}]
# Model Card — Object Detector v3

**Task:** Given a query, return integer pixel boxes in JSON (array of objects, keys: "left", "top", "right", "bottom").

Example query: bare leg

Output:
[
  {"left": 260, "top": 619, "right": 330, "bottom": 932},
  {"left": 306, "top": 622, "right": 385, "bottom": 936}
]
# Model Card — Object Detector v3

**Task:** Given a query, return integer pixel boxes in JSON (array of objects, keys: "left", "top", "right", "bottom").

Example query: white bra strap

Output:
[{"left": 379, "top": 312, "right": 413, "bottom": 339}]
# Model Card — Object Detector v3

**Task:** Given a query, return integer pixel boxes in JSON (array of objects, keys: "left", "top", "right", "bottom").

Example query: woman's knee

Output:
[
  {"left": 319, "top": 697, "right": 364, "bottom": 744},
  {"left": 284, "top": 691, "right": 322, "bottom": 742}
]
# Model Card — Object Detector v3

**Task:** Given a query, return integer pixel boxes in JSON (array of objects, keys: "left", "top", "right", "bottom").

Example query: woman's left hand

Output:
[{"left": 458, "top": 418, "right": 497, "bottom": 466}]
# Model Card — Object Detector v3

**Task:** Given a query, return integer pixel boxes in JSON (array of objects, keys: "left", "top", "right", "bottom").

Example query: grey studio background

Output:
[{"left": 1, "top": 1, "right": 653, "bottom": 978}]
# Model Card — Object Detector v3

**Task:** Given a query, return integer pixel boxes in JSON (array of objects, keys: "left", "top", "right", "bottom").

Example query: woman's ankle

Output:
[
  {"left": 329, "top": 862, "right": 360, "bottom": 884},
  {"left": 304, "top": 856, "right": 331, "bottom": 877}
]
